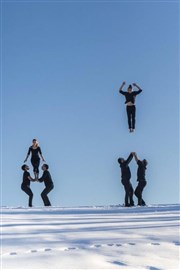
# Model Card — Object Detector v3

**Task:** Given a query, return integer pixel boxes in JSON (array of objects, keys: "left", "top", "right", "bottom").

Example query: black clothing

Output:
[
  {"left": 118, "top": 154, "right": 134, "bottom": 206},
  {"left": 119, "top": 153, "right": 133, "bottom": 181},
  {"left": 27, "top": 146, "right": 42, "bottom": 157},
  {"left": 126, "top": 105, "right": 136, "bottom": 130},
  {"left": 120, "top": 89, "right": 142, "bottom": 130},
  {"left": 27, "top": 146, "right": 42, "bottom": 173},
  {"left": 137, "top": 160, "right": 146, "bottom": 181},
  {"left": 31, "top": 159, "right": 40, "bottom": 174},
  {"left": 120, "top": 89, "right": 142, "bottom": 104},
  {"left": 21, "top": 171, "right": 33, "bottom": 207},
  {"left": 22, "top": 171, "right": 31, "bottom": 186},
  {"left": 123, "top": 181, "right": 134, "bottom": 206},
  {"left": 21, "top": 185, "right": 33, "bottom": 207},
  {"left": 135, "top": 160, "right": 147, "bottom": 206},
  {"left": 39, "top": 170, "right": 54, "bottom": 206},
  {"left": 41, "top": 186, "right": 54, "bottom": 206},
  {"left": 135, "top": 181, "right": 147, "bottom": 206},
  {"left": 39, "top": 170, "right": 54, "bottom": 187}
]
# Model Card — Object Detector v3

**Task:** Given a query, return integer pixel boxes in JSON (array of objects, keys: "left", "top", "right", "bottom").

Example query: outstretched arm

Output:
[
  {"left": 126, "top": 153, "right": 133, "bottom": 165},
  {"left": 132, "top": 152, "right": 139, "bottom": 163},
  {"left": 28, "top": 175, "right": 36, "bottom": 182},
  {"left": 119, "top": 81, "right": 126, "bottom": 94},
  {"left": 132, "top": 83, "right": 142, "bottom": 94}
]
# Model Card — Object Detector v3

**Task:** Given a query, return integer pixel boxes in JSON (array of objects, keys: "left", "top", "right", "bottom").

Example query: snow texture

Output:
[{"left": 1, "top": 204, "right": 180, "bottom": 269}]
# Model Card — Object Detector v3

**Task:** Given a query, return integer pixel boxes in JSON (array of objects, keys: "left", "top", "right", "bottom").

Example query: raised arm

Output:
[
  {"left": 132, "top": 83, "right": 142, "bottom": 94},
  {"left": 132, "top": 152, "right": 139, "bottom": 163},
  {"left": 125, "top": 153, "right": 133, "bottom": 165},
  {"left": 119, "top": 81, "right": 126, "bottom": 94}
]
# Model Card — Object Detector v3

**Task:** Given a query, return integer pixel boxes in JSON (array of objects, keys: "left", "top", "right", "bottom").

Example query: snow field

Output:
[{"left": 1, "top": 204, "right": 180, "bottom": 269}]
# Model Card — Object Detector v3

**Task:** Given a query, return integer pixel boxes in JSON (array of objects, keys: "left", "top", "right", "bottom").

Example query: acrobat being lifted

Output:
[{"left": 119, "top": 82, "right": 142, "bottom": 132}]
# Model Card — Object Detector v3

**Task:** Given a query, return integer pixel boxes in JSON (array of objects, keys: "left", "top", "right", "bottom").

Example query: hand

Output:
[
  {"left": 122, "top": 81, "right": 126, "bottom": 85},
  {"left": 131, "top": 152, "right": 136, "bottom": 156},
  {"left": 132, "top": 83, "right": 137, "bottom": 86}
]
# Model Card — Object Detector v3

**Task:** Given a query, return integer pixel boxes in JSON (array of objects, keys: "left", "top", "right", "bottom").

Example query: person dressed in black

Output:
[
  {"left": 118, "top": 153, "right": 134, "bottom": 207},
  {"left": 24, "top": 139, "right": 45, "bottom": 180},
  {"left": 132, "top": 152, "right": 148, "bottom": 206},
  {"left": 38, "top": 164, "right": 54, "bottom": 206},
  {"left": 21, "top": 164, "right": 35, "bottom": 207},
  {"left": 119, "top": 82, "right": 142, "bottom": 132}
]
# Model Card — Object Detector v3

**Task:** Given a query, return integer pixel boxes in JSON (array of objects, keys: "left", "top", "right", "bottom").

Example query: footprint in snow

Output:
[
  {"left": 44, "top": 248, "right": 52, "bottom": 252},
  {"left": 116, "top": 244, "right": 122, "bottom": 247},
  {"left": 64, "top": 247, "right": 77, "bottom": 251},
  {"left": 173, "top": 241, "right": 180, "bottom": 246},
  {"left": 148, "top": 267, "right": 162, "bottom": 270},
  {"left": 93, "top": 244, "right": 101, "bottom": 248},
  {"left": 31, "top": 250, "right": 38, "bottom": 253},
  {"left": 151, "top": 243, "right": 160, "bottom": 246},
  {"left": 10, "top": 252, "right": 17, "bottom": 255},
  {"left": 128, "top": 243, "right": 136, "bottom": 246},
  {"left": 111, "top": 261, "right": 127, "bottom": 266}
]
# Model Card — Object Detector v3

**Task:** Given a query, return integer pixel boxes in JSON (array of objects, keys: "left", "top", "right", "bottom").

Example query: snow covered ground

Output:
[{"left": 1, "top": 204, "right": 179, "bottom": 270}]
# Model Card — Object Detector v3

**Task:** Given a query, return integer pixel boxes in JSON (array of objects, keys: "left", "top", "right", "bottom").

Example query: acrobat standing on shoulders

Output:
[
  {"left": 24, "top": 138, "right": 45, "bottom": 180},
  {"left": 119, "top": 81, "right": 142, "bottom": 132}
]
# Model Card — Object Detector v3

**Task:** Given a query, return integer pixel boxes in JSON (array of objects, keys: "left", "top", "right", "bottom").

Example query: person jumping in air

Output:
[
  {"left": 119, "top": 82, "right": 142, "bottom": 132},
  {"left": 118, "top": 153, "right": 134, "bottom": 207},
  {"left": 24, "top": 139, "right": 45, "bottom": 180},
  {"left": 21, "top": 164, "right": 35, "bottom": 207},
  {"left": 38, "top": 164, "right": 54, "bottom": 206},
  {"left": 132, "top": 152, "right": 148, "bottom": 206}
]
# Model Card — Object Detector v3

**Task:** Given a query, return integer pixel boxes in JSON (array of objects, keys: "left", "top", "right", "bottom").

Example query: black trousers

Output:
[
  {"left": 126, "top": 105, "right": 136, "bottom": 129},
  {"left": 122, "top": 180, "right": 134, "bottom": 206},
  {"left": 135, "top": 181, "right": 147, "bottom": 206},
  {"left": 31, "top": 158, "right": 40, "bottom": 173},
  {"left": 21, "top": 184, "right": 33, "bottom": 207},
  {"left": 41, "top": 185, "right": 54, "bottom": 206}
]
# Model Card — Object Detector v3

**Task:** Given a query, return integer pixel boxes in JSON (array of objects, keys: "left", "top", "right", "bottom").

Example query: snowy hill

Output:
[{"left": 1, "top": 204, "right": 180, "bottom": 269}]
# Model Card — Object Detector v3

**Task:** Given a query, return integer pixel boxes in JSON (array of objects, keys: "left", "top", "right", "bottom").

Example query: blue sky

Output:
[{"left": 1, "top": 0, "right": 179, "bottom": 207}]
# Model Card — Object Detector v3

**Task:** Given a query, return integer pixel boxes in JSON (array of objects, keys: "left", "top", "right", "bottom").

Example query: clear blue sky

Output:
[{"left": 1, "top": 0, "right": 179, "bottom": 207}]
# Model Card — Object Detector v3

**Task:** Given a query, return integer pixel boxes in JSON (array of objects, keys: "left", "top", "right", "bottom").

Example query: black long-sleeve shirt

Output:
[
  {"left": 22, "top": 171, "right": 31, "bottom": 187},
  {"left": 27, "top": 146, "right": 42, "bottom": 159},
  {"left": 120, "top": 89, "right": 142, "bottom": 104},
  {"left": 39, "top": 170, "right": 54, "bottom": 188},
  {"left": 119, "top": 153, "right": 133, "bottom": 180},
  {"left": 137, "top": 160, "right": 147, "bottom": 181}
]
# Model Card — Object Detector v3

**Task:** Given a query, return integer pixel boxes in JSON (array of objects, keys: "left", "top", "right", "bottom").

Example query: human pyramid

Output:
[
  {"left": 21, "top": 81, "right": 147, "bottom": 207},
  {"left": 21, "top": 139, "right": 54, "bottom": 207}
]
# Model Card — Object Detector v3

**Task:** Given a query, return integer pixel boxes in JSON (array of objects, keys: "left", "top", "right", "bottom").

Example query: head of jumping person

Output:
[
  {"left": 143, "top": 159, "right": 148, "bottom": 167},
  {"left": 32, "top": 138, "right": 39, "bottom": 147},
  {"left": 42, "top": 164, "right": 49, "bottom": 170},
  {"left": 21, "top": 164, "right": 29, "bottom": 171},
  {"left": 118, "top": 158, "right": 125, "bottom": 164},
  {"left": 127, "top": 84, "right": 133, "bottom": 93}
]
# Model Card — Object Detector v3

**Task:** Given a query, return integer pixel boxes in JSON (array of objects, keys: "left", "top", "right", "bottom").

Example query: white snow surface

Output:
[{"left": 1, "top": 204, "right": 180, "bottom": 270}]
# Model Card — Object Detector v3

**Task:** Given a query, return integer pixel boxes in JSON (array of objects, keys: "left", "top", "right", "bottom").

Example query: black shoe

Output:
[{"left": 125, "top": 203, "right": 131, "bottom": 207}]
